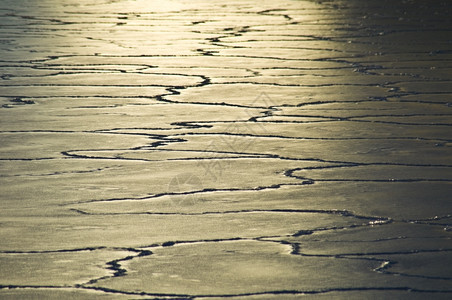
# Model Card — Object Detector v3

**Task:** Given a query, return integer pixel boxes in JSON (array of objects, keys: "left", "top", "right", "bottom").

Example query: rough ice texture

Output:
[{"left": 0, "top": 0, "right": 451, "bottom": 299}]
